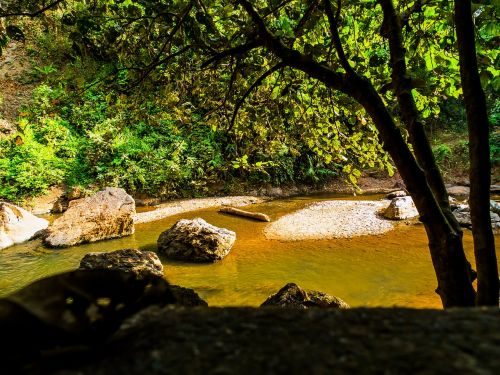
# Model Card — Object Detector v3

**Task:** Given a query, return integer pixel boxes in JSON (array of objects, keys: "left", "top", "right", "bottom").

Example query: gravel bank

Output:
[
  {"left": 265, "top": 200, "right": 394, "bottom": 240},
  {"left": 133, "top": 196, "right": 265, "bottom": 224}
]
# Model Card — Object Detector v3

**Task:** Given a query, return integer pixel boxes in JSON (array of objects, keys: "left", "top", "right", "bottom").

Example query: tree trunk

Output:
[
  {"left": 455, "top": 0, "right": 498, "bottom": 306},
  {"left": 350, "top": 76, "right": 476, "bottom": 307}
]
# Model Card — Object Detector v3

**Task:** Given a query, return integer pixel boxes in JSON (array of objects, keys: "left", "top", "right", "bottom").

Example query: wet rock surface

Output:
[
  {"left": 79, "top": 249, "right": 164, "bottom": 279},
  {"left": 157, "top": 218, "right": 236, "bottom": 262},
  {"left": 39, "top": 307, "right": 500, "bottom": 375},
  {"left": 383, "top": 196, "right": 419, "bottom": 220},
  {"left": 44, "top": 187, "right": 135, "bottom": 247},
  {"left": 0, "top": 202, "right": 48, "bottom": 250},
  {"left": 261, "top": 283, "right": 349, "bottom": 309},
  {"left": 451, "top": 201, "right": 500, "bottom": 230}
]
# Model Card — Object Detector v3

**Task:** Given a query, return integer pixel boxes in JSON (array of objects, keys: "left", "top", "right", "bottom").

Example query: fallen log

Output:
[{"left": 219, "top": 206, "right": 271, "bottom": 222}]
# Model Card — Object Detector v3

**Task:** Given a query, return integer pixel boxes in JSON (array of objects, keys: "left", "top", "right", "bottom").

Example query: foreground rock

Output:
[
  {"left": 265, "top": 200, "right": 394, "bottom": 240},
  {"left": 157, "top": 218, "right": 236, "bottom": 262},
  {"left": 0, "top": 202, "right": 48, "bottom": 250},
  {"left": 79, "top": 249, "right": 208, "bottom": 306},
  {"left": 80, "top": 248, "right": 164, "bottom": 278},
  {"left": 261, "top": 283, "right": 349, "bottom": 309},
  {"left": 24, "top": 307, "right": 500, "bottom": 374},
  {"left": 383, "top": 196, "right": 419, "bottom": 220},
  {"left": 44, "top": 187, "right": 135, "bottom": 247}
]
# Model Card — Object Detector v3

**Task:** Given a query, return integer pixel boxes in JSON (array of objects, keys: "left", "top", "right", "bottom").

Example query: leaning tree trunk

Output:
[
  {"left": 455, "top": 0, "right": 498, "bottom": 306},
  {"left": 238, "top": 0, "right": 476, "bottom": 307}
]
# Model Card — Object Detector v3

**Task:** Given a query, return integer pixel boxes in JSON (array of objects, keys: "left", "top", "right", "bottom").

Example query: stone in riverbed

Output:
[
  {"left": 80, "top": 248, "right": 163, "bottom": 278},
  {"left": 157, "top": 218, "right": 236, "bottom": 262},
  {"left": 261, "top": 283, "right": 349, "bottom": 309},
  {"left": 43, "top": 187, "right": 135, "bottom": 247},
  {"left": 0, "top": 202, "right": 49, "bottom": 250},
  {"left": 386, "top": 190, "right": 407, "bottom": 199},
  {"left": 447, "top": 185, "right": 470, "bottom": 197},
  {"left": 79, "top": 248, "right": 208, "bottom": 306},
  {"left": 383, "top": 196, "right": 419, "bottom": 220}
]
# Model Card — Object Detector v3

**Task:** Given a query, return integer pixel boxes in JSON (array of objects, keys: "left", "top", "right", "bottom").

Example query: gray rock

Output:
[
  {"left": 386, "top": 190, "right": 407, "bottom": 199},
  {"left": 79, "top": 248, "right": 164, "bottom": 279},
  {"left": 0, "top": 202, "right": 49, "bottom": 250},
  {"left": 383, "top": 196, "right": 419, "bottom": 220},
  {"left": 490, "top": 200, "right": 500, "bottom": 215},
  {"left": 44, "top": 187, "right": 135, "bottom": 247},
  {"left": 261, "top": 283, "right": 349, "bottom": 309},
  {"left": 157, "top": 218, "right": 236, "bottom": 262},
  {"left": 452, "top": 208, "right": 500, "bottom": 230}
]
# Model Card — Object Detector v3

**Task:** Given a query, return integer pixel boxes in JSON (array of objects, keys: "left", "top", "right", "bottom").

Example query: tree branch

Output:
[
  {"left": 323, "top": 0, "right": 355, "bottom": 76},
  {"left": 227, "top": 62, "right": 285, "bottom": 134},
  {"left": 0, "top": 0, "right": 65, "bottom": 18}
]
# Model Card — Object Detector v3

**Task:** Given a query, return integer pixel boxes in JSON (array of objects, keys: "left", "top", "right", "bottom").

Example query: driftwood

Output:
[{"left": 219, "top": 207, "right": 271, "bottom": 222}]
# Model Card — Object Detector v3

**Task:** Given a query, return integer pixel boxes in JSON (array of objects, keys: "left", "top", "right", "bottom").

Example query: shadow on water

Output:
[{"left": 0, "top": 193, "right": 497, "bottom": 309}]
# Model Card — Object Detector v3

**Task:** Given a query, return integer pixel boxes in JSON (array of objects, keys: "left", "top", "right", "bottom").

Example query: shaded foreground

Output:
[{"left": 32, "top": 306, "right": 500, "bottom": 374}]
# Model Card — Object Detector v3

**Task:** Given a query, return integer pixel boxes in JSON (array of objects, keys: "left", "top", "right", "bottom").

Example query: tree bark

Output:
[{"left": 455, "top": 0, "right": 498, "bottom": 306}]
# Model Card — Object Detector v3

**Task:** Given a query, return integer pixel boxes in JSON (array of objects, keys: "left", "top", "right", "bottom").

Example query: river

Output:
[{"left": 1, "top": 194, "right": 497, "bottom": 308}]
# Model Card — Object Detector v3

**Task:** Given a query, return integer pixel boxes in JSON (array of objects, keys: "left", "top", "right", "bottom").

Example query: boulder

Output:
[
  {"left": 79, "top": 248, "right": 163, "bottom": 279},
  {"left": 170, "top": 285, "right": 208, "bottom": 307},
  {"left": 261, "top": 283, "right": 349, "bottom": 309},
  {"left": 447, "top": 185, "right": 470, "bottom": 197},
  {"left": 490, "top": 200, "right": 500, "bottom": 215},
  {"left": 451, "top": 207, "right": 500, "bottom": 230},
  {"left": 0, "top": 202, "right": 48, "bottom": 250},
  {"left": 157, "top": 218, "right": 236, "bottom": 262},
  {"left": 383, "top": 196, "right": 419, "bottom": 220},
  {"left": 386, "top": 190, "right": 407, "bottom": 199},
  {"left": 44, "top": 187, "right": 135, "bottom": 247},
  {"left": 79, "top": 249, "right": 208, "bottom": 306}
]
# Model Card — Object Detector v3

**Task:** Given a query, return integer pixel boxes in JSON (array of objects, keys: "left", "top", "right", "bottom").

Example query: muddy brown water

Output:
[{"left": 0, "top": 194, "right": 498, "bottom": 308}]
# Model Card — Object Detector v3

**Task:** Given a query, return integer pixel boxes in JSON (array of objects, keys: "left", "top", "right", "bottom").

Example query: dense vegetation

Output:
[{"left": 0, "top": 0, "right": 497, "bottom": 202}]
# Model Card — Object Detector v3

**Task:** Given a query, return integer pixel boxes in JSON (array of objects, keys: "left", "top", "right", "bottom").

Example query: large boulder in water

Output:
[
  {"left": 157, "top": 218, "right": 236, "bottom": 262},
  {"left": 79, "top": 248, "right": 208, "bottom": 306},
  {"left": 80, "top": 248, "right": 163, "bottom": 278},
  {"left": 261, "top": 283, "right": 349, "bottom": 309},
  {"left": 383, "top": 196, "right": 419, "bottom": 220},
  {"left": 44, "top": 187, "right": 135, "bottom": 247},
  {"left": 0, "top": 202, "right": 48, "bottom": 250}
]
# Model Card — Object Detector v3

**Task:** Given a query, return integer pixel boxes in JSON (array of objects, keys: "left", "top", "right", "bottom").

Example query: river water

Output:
[{"left": 1, "top": 194, "right": 497, "bottom": 308}]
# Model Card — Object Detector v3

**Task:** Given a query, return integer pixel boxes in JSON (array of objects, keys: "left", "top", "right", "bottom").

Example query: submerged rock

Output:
[
  {"left": 0, "top": 202, "right": 49, "bottom": 250},
  {"left": 79, "top": 248, "right": 164, "bottom": 279},
  {"left": 44, "top": 187, "right": 135, "bottom": 247},
  {"left": 157, "top": 218, "right": 236, "bottom": 262},
  {"left": 383, "top": 196, "right": 419, "bottom": 220},
  {"left": 261, "top": 283, "right": 349, "bottom": 309}
]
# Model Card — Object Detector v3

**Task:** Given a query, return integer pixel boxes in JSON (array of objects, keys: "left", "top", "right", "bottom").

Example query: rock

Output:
[
  {"left": 261, "top": 283, "right": 349, "bottom": 309},
  {"left": 44, "top": 187, "right": 135, "bottom": 247},
  {"left": 157, "top": 218, "right": 236, "bottom": 262},
  {"left": 386, "top": 190, "right": 407, "bottom": 199},
  {"left": 67, "top": 186, "right": 86, "bottom": 201},
  {"left": 383, "top": 196, "right": 419, "bottom": 220},
  {"left": 25, "top": 186, "right": 65, "bottom": 215},
  {"left": 0, "top": 202, "right": 49, "bottom": 250},
  {"left": 452, "top": 208, "right": 500, "bottom": 230},
  {"left": 490, "top": 200, "right": 500, "bottom": 215},
  {"left": 447, "top": 185, "right": 470, "bottom": 197},
  {"left": 490, "top": 185, "right": 500, "bottom": 194},
  {"left": 170, "top": 285, "right": 208, "bottom": 307},
  {"left": 79, "top": 248, "right": 163, "bottom": 279}
]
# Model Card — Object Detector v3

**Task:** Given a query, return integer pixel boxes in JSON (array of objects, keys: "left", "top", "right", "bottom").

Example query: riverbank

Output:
[{"left": 24, "top": 306, "right": 500, "bottom": 374}]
